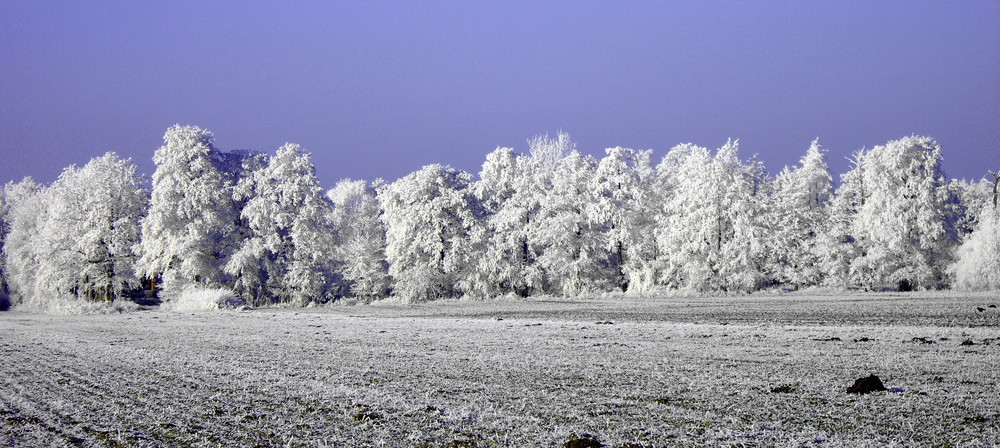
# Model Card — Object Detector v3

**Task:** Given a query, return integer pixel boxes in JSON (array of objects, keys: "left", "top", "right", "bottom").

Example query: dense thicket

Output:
[{"left": 1, "top": 127, "right": 996, "bottom": 309}]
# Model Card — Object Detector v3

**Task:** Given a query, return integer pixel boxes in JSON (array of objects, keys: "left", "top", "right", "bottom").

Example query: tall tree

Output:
[
  {"left": 136, "top": 125, "right": 239, "bottom": 295},
  {"left": 379, "top": 164, "right": 478, "bottom": 302},
  {"left": 327, "top": 179, "right": 390, "bottom": 301},
  {"left": 951, "top": 171, "right": 1000, "bottom": 290},
  {"left": 817, "top": 151, "right": 866, "bottom": 288},
  {"left": 590, "top": 146, "right": 655, "bottom": 292},
  {"left": 769, "top": 140, "right": 833, "bottom": 288},
  {"left": 849, "top": 136, "right": 959, "bottom": 290},
  {"left": 658, "top": 141, "right": 766, "bottom": 292},
  {"left": 534, "top": 151, "right": 606, "bottom": 295},
  {"left": 1, "top": 178, "right": 43, "bottom": 305},
  {"left": 471, "top": 147, "right": 544, "bottom": 297},
  {"left": 226, "top": 143, "right": 336, "bottom": 305},
  {"left": 35, "top": 153, "right": 148, "bottom": 302}
]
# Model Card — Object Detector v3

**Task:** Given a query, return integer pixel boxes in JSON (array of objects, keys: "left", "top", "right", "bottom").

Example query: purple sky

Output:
[{"left": 2, "top": 1, "right": 998, "bottom": 189}]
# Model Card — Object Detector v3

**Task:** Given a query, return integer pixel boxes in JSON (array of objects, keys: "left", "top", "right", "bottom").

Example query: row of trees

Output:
[{"left": 1, "top": 126, "right": 997, "bottom": 309}]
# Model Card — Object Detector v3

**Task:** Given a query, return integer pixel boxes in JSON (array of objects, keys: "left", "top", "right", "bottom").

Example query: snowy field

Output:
[{"left": 2, "top": 292, "right": 998, "bottom": 447}]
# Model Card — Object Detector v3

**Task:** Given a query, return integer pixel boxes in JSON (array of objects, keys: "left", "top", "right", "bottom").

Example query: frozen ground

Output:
[{"left": 1, "top": 292, "right": 998, "bottom": 447}]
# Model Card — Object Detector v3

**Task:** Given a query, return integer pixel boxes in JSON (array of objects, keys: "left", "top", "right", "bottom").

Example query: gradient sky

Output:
[{"left": 2, "top": 1, "right": 998, "bottom": 189}]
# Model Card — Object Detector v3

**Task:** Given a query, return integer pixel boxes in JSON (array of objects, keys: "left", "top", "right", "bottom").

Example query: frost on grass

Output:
[
  {"left": 12, "top": 295, "right": 138, "bottom": 315},
  {"left": 1, "top": 293, "right": 998, "bottom": 447}
]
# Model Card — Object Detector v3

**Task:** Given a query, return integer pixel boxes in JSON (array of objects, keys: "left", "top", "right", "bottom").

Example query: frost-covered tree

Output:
[
  {"left": 951, "top": 175, "right": 1000, "bottom": 290},
  {"left": 590, "top": 146, "right": 655, "bottom": 292},
  {"left": 470, "top": 147, "right": 544, "bottom": 297},
  {"left": 0, "top": 185, "right": 11, "bottom": 300},
  {"left": 657, "top": 141, "right": 767, "bottom": 292},
  {"left": 136, "top": 125, "right": 240, "bottom": 296},
  {"left": 1, "top": 178, "right": 43, "bottom": 305},
  {"left": 528, "top": 131, "right": 575, "bottom": 176},
  {"left": 950, "top": 177, "right": 994, "bottom": 241},
  {"left": 327, "top": 178, "right": 390, "bottom": 301},
  {"left": 34, "top": 153, "right": 148, "bottom": 302},
  {"left": 226, "top": 143, "right": 336, "bottom": 306},
  {"left": 534, "top": 151, "right": 606, "bottom": 295},
  {"left": 379, "top": 165, "right": 479, "bottom": 302},
  {"left": 848, "top": 136, "right": 958, "bottom": 290},
  {"left": 768, "top": 140, "right": 833, "bottom": 288},
  {"left": 817, "top": 152, "right": 866, "bottom": 288}
]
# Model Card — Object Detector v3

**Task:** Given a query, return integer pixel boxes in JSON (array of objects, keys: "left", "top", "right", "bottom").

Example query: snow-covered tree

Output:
[
  {"left": 136, "top": 125, "right": 240, "bottom": 296},
  {"left": 590, "top": 146, "right": 655, "bottom": 292},
  {"left": 1, "top": 178, "right": 43, "bottom": 305},
  {"left": 534, "top": 151, "right": 607, "bottom": 295},
  {"left": 226, "top": 143, "right": 336, "bottom": 306},
  {"left": 470, "top": 147, "right": 544, "bottom": 297},
  {"left": 327, "top": 178, "right": 390, "bottom": 301},
  {"left": 379, "top": 165, "right": 479, "bottom": 302},
  {"left": 817, "top": 151, "right": 866, "bottom": 288},
  {"left": 951, "top": 204, "right": 1000, "bottom": 290},
  {"left": 657, "top": 140, "right": 766, "bottom": 292},
  {"left": 768, "top": 139, "right": 833, "bottom": 288},
  {"left": 950, "top": 177, "right": 994, "bottom": 241},
  {"left": 33, "top": 153, "right": 148, "bottom": 302},
  {"left": 528, "top": 131, "right": 575, "bottom": 176},
  {"left": 951, "top": 174, "right": 1000, "bottom": 290},
  {"left": 848, "top": 136, "right": 959, "bottom": 290},
  {"left": 0, "top": 185, "right": 11, "bottom": 300}
]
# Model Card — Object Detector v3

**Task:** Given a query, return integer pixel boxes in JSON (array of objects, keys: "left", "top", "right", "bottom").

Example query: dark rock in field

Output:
[
  {"left": 977, "top": 307, "right": 986, "bottom": 312},
  {"left": 563, "top": 433, "right": 603, "bottom": 448},
  {"left": 989, "top": 304, "right": 997, "bottom": 308},
  {"left": 814, "top": 337, "right": 842, "bottom": 342},
  {"left": 854, "top": 337, "right": 874, "bottom": 342},
  {"left": 352, "top": 404, "right": 383, "bottom": 422},
  {"left": 910, "top": 337, "right": 936, "bottom": 344},
  {"left": 771, "top": 385, "right": 795, "bottom": 393},
  {"left": 964, "top": 415, "right": 990, "bottom": 423},
  {"left": 960, "top": 339, "right": 975, "bottom": 346},
  {"left": 595, "top": 321, "right": 614, "bottom": 325},
  {"left": 353, "top": 410, "right": 383, "bottom": 422},
  {"left": 847, "top": 375, "right": 888, "bottom": 394}
]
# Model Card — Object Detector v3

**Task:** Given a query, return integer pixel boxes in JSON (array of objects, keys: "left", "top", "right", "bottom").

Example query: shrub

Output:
[{"left": 164, "top": 287, "right": 242, "bottom": 312}]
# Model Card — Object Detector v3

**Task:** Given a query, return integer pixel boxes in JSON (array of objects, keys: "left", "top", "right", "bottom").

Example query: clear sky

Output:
[{"left": 2, "top": 1, "right": 998, "bottom": 188}]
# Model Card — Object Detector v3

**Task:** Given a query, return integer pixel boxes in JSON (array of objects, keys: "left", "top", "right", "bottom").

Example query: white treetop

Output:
[
  {"left": 470, "top": 147, "right": 544, "bottom": 297},
  {"left": 227, "top": 143, "right": 336, "bottom": 305},
  {"left": 533, "top": 151, "right": 606, "bottom": 296},
  {"left": 327, "top": 178, "right": 390, "bottom": 301},
  {"left": 136, "top": 125, "right": 239, "bottom": 295},
  {"left": 1, "top": 178, "right": 44, "bottom": 305},
  {"left": 379, "top": 164, "right": 478, "bottom": 302},
  {"left": 590, "top": 146, "right": 654, "bottom": 292},
  {"left": 657, "top": 141, "right": 766, "bottom": 292},
  {"left": 951, "top": 196, "right": 1000, "bottom": 290},
  {"left": 34, "top": 153, "right": 149, "bottom": 302},
  {"left": 848, "top": 136, "right": 958, "bottom": 289},
  {"left": 769, "top": 139, "right": 833, "bottom": 288}
]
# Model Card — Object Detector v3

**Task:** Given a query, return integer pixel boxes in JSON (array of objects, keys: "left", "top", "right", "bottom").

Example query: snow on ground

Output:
[{"left": 1, "top": 292, "right": 998, "bottom": 447}]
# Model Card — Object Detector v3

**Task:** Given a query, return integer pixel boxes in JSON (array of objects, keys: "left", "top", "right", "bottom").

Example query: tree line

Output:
[{"left": 1, "top": 125, "right": 997, "bottom": 309}]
